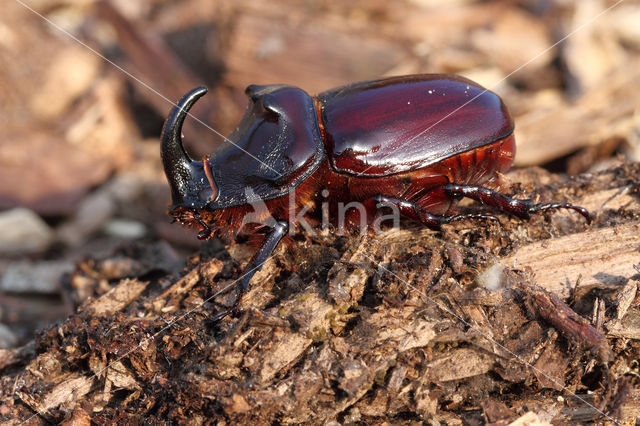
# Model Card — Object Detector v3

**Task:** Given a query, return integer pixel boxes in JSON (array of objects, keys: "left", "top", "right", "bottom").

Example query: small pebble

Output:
[
  {"left": 103, "top": 219, "right": 147, "bottom": 239},
  {"left": 0, "top": 260, "right": 73, "bottom": 294},
  {"left": 57, "top": 190, "right": 115, "bottom": 247},
  {"left": 0, "top": 323, "right": 18, "bottom": 349},
  {"left": 0, "top": 208, "right": 54, "bottom": 255}
]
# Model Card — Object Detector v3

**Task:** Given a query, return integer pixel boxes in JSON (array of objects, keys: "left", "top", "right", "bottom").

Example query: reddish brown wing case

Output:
[{"left": 316, "top": 74, "right": 514, "bottom": 177}]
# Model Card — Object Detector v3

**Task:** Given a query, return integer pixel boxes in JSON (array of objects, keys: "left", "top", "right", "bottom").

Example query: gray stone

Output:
[
  {"left": 0, "top": 260, "right": 73, "bottom": 294},
  {"left": 0, "top": 208, "right": 54, "bottom": 255}
]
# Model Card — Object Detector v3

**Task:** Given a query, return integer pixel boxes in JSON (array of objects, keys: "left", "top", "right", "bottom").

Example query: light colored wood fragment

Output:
[
  {"left": 151, "top": 260, "right": 223, "bottom": 313},
  {"left": 428, "top": 348, "right": 495, "bottom": 382},
  {"left": 106, "top": 360, "right": 140, "bottom": 391},
  {"left": 616, "top": 280, "right": 638, "bottom": 320},
  {"left": 373, "top": 315, "right": 437, "bottom": 352},
  {"left": 501, "top": 222, "right": 640, "bottom": 299},
  {"left": 606, "top": 310, "right": 640, "bottom": 339},
  {"left": 508, "top": 412, "right": 551, "bottom": 426},
  {"left": 573, "top": 185, "right": 638, "bottom": 214},
  {"left": 18, "top": 375, "right": 93, "bottom": 417},
  {"left": 81, "top": 278, "right": 148, "bottom": 316},
  {"left": 258, "top": 291, "right": 332, "bottom": 384}
]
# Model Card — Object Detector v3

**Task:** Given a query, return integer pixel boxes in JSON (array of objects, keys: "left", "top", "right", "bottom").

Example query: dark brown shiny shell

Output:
[
  {"left": 206, "top": 85, "right": 325, "bottom": 208},
  {"left": 317, "top": 74, "right": 514, "bottom": 177}
]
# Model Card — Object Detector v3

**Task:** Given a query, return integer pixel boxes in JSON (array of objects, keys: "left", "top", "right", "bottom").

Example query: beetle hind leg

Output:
[
  {"left": 443, "top": 183, "right": 592, "bottom": 224},
  {"left": 373, "top": 195, "right": 498, "bottom": 230}
]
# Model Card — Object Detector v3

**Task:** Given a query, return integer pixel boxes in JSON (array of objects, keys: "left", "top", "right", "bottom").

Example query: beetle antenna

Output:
[{"left": 161, "top": 86, "right": 208, "bottom": 205}]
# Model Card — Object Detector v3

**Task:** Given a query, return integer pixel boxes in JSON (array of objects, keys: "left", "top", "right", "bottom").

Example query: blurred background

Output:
[{"left": 1, "top": 0, "right": 639, "bottom": 348}]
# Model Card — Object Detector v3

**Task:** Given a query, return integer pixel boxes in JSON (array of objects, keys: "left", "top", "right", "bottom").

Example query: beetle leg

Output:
[
  {"left": 192, "top": 212, "right": 214, "bottom": 240},
  {"left": 373, "top": 195, "right": 498, "bottom": 230},
  {"left": 210, "top": 220, "right": 289, "bottom": 323},
  {"left": 443, "top": 183, "right": 592, "bottom": 223}
]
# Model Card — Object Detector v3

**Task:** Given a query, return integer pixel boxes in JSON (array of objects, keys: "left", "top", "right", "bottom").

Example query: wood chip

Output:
[
  {"left": 502, "top": 222, "right": 640, "bottom": 299},
  {"left": 615, "top": 280, "right": 638, "bottom": 320},
  {"left": 428, "top": 348, "right": 494, "bottom": 382},
  {"left": 81, "top": 278, "right": 148, "bottom": 316}
]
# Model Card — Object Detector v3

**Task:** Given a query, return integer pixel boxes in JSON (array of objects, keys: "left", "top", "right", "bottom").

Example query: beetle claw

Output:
[
  {"left": 197, "top": 227, "right": 213, "bottom": 240},
  {"left": 528, "top": 202, "right": 593, "bottom": 224}
]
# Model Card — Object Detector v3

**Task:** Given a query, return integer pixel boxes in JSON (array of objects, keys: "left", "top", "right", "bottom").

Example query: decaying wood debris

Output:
[
  {"left": 2, "top": 0, "right": 640, "bottom": 424},
  {"left": 1, "top": 163, "right": 639, "bottom": 424}
]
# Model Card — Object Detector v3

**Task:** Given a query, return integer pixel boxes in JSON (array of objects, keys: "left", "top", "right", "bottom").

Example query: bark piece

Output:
[
  {"left": 606, "top": 309, "right": 640, "bottom": 340},
  {"left": 615, "top": 280, "right": 638, "bottom": 320},
  {"left": 17, "top": 350, "right": 95, "bottom": 422},
  {"left": 501, "top": 222, "right": 640, "bottom": 299},
  {"left": 522, "top": 283, "right": 613, "bottom": 364},
  {"left": 532, "top": 343, "right": 569, "bottom": 391}
]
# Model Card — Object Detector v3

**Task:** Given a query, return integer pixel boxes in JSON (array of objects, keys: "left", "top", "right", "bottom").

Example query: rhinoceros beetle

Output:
[{"left": 161, "top": 74, "right": 591, "bottom": 322}]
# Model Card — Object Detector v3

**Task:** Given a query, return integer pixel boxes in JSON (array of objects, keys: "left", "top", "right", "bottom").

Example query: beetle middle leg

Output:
[
  {"left": 372, "top": 195, "right": 498, "bottom": 231},
  {"left": 442, "top": 183, "right": 592, "bottom": 223},
  {"left": 210, "top": 220, "right": 289, "bottom": 323}
]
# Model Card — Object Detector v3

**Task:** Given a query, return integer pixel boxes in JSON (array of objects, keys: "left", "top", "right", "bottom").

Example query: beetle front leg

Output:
[
  {"left": 373, "top": 195, "right": 498, "bottom": 231},
  {"left": 210, "top": 220, "right": 289, "bottom": 323},
  {"left": 443, "top": 183, "right": 592, "bottom": 223}
]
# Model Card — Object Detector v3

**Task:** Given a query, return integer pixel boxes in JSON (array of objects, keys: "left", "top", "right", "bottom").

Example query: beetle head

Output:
[
  {"left": 161, "top": 86, "right": 215, "bottom": 212},
  {"left": 162, "top": 84, "right": 323, "bottom": 238}
]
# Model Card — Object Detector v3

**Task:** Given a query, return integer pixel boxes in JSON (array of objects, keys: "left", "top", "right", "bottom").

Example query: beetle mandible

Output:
[{"left": 161, "top": 74, "right": 591, "bottom": 322}]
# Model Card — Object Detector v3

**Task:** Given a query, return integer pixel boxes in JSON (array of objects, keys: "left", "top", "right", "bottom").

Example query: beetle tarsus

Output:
[
  {"left": 443, "top": 183, "right": 592, "bottom": 223},
  {"left": 374, "top": 195, "right": 497, "bottom": 230},
  {"left": 193, "top": 211, "right": 214, "bottom": 240},
  {"left": 209, "top": 220, "right": 289, "bottom": 325},
  {"left": 526, "top": 202, "right": 593, "bottom": 224},
  {"left": 197, "top": 227, "right": 213, "bottom": 240},
  {"left": 442, "top": 213, "right": 500, "bottom": 225}
]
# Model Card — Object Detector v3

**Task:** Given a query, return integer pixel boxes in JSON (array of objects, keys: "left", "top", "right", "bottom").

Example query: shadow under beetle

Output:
[{"left": 160, "top": 74, "right": 591, "bottom": 322}]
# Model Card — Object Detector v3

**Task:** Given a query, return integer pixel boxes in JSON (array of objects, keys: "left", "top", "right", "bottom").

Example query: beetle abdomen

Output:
[{"left": 317, "top": 74, "right": 514, "bottom": 177}]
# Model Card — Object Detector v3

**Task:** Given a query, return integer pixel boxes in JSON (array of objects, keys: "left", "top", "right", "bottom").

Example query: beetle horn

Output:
[{"left": 161, "top": 86, "right": 208, "bottom": 206}]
